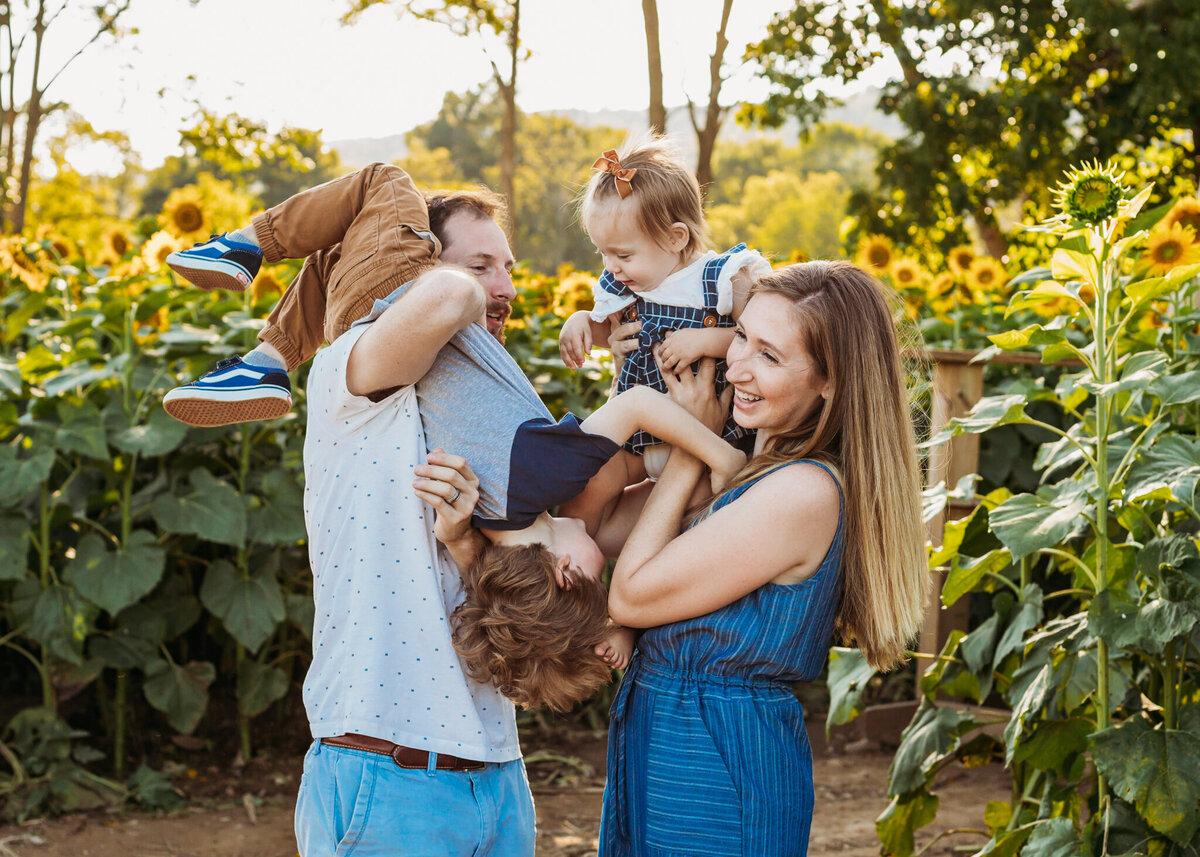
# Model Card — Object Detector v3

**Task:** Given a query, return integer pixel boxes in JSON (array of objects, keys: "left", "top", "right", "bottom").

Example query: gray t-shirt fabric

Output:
[{"left": 357, "top": 284, "right": 620, "bottom": 530}]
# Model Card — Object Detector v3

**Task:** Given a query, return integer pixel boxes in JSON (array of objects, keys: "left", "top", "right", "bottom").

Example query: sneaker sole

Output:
[
  {"left": 167, "top": 255, "right": 252, "bottom": 292},
  {"left": 163, "top": 389, "right": 292, "bottom": 427}
]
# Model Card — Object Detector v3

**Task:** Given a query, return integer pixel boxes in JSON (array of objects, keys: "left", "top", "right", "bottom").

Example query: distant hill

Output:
[{"left": 328, "top": 88, "right": 904, "bottom": 168}]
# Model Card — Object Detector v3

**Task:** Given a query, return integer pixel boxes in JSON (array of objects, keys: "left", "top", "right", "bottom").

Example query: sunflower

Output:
[
  {"left": 965, "top": 257, "right": 1009, "bottom": 296},
  {"left": 161, "top": 187, "right": 208, "bottom": 239},
  {"left": 856, "top": 234, "right": 895, "bottom": 271},
  {"left": 1163, "top": 197, "right": 1200, "bottom": 240},
  {"left": 553, "top": 270, "right": 598, "bottom": 317},
  {"left": 142, "top": 230, "right": 181, "bottom": 270},
  {"left": 889, "top": 257, "right": 924, "bottom": 289},
  {"left": 1051, "top": 160, "right": 1128, "bottom": 225},
  {"left": 252, "top": 271, "right": 284, "bottom": 302},
  {"left": 1144, "top": 222, "right": 1200, "bottom": 276},
  {"left": 104, "top": 225, "right": 131, "bottom": 258},
  {"left": 133, "top": 306, "right": 171, "bottom": 344},
  {"left": 946, "top": 245, "right": 975, "bottom": 277}
]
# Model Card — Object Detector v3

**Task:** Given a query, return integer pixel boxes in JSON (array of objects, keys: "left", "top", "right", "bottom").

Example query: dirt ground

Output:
[{"left": 0, "top": 720, "right": 1008, "bottom": 857}]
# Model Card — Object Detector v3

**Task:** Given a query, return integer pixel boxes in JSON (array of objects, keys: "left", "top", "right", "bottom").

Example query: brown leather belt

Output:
[{"left": 321, "top": 733, "right": 484, "bottom": 771}]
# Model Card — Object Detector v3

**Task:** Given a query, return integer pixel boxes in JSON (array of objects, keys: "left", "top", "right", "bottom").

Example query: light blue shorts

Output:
[{"left": 294, "top": 740, "right": 536, "bottom": 857}]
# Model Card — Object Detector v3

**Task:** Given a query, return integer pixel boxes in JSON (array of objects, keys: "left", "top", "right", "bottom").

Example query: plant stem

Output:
[
  {"left": 113, "top": 671, "right": 127, "bottom": 778},
  {"left": 38, "top": 485, "right": 54, "bottom": 711},
  {"left": 1092, "top": 243, "right": 1115, "bottom": 807}
]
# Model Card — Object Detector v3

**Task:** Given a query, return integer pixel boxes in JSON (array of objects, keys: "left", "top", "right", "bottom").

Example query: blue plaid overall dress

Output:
[
  {"left": 599, "top": 460, "right": 845, "bottom": 857},
  {"left": 598, "top": 245, "right": 751, "bottom": 455}
]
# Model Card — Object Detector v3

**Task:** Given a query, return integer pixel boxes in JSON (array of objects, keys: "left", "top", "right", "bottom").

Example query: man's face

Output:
[{"left": 439, "top": 211, "right": 517, "bottom": 343}]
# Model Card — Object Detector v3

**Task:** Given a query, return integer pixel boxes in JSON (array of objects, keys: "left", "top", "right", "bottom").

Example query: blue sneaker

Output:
[
  {"left": 163, "top": 357, "right": 292, "bottom": 426},
  {"left": 166, "top": 233, "right": 262, "bottom": 292}
]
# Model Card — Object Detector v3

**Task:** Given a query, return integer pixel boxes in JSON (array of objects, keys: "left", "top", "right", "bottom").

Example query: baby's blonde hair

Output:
[{"left": 580, "top": 137, "right": 707, "bottom": 257}]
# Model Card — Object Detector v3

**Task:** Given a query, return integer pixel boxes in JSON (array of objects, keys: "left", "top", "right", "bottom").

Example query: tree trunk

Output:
[
  {"left": 642, "top": 0, "right": 665, "bottom": 136},
  {"left": 973, "top": 208, "right": 1007, "bottom": 259},
  {"left": 691, "top": 0, "right": 732, "bottom": 200},
  {"left": 498, "top": 0, "right": 519, "bottom": 251},
  {"left": 13, "top": 0, "right": 46, "bottom": 234}
]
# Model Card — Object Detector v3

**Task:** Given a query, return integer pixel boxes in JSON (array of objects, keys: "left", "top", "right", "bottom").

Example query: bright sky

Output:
[{"left": 42, "top": 0, "right": 824, "bottom": 171}]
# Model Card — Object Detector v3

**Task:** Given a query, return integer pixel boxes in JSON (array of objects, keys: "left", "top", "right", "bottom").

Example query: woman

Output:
[{"left": 601, "top": 261, "right": 929, "bottom": 857}]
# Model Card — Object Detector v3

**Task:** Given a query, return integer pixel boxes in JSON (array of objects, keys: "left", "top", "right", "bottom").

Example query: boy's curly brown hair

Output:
[{"left": 451, "top": 542, "right": 613, "bottom": 713}]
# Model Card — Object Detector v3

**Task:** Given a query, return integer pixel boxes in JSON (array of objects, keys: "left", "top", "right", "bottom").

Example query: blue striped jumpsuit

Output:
[{"left": 600, "top": 461, "right": 844, "bottom": 857}]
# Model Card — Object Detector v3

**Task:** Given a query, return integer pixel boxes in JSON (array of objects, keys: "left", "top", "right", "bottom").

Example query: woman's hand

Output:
[
  {"left": 413, "top": 449, "right": 483, "bottom": 564},
  {"left": 654, "top": 352, "right": 733, "bottom": 436}
]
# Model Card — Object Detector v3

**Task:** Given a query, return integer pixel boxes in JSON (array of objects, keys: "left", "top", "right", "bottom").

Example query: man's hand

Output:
[
  {"left": 413, "top": 448, "right": 484, "bottom": 568},
  {"left": 608, "top": 316, "right": 642, "bottom": 375}
]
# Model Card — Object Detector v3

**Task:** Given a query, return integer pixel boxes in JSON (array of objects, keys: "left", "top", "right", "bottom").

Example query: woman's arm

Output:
[{"left": 607, "top": 462, "right": 839, "bottom": 628}]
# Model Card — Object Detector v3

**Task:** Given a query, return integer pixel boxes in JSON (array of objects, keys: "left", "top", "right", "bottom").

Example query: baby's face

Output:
[
  {"left": 586, "top": 200, "right": 687, "bottom": 294},
  {"left": 550, "top": 516, "right": 607, "bottom": 583}
]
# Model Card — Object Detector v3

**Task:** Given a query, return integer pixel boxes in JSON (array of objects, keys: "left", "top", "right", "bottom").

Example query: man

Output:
[
  {"left": 164, "top": 165, "right": 533, "bottom": 856},
  {"left": 296, "top": 193, "right": 532, "bottom": 856}
]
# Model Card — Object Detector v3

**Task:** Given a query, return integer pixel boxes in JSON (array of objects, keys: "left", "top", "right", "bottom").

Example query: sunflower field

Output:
[{"left": 4, "top": 158, "right": 1200, "bottom": 856}]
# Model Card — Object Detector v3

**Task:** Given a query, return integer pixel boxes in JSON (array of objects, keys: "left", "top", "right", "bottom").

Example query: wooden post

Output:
[{"left": 920, "top": 349, "right": 985, "bottom": 657}]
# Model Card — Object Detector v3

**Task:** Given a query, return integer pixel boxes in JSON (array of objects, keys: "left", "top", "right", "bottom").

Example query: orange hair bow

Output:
[{"left": 592, "top": 150, "right": 637, "bottom": 199}]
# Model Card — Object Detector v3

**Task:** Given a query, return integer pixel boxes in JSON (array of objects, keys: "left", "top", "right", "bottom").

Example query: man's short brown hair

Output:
[
  {"left": 425, "top": 187, "right": 508, "bottom": 250},
  {"left": 451, "top": 542, "right": 613, "bottom": 713}
]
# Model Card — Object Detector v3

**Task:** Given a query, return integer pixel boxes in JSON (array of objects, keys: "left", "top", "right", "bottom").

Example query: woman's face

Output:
[{"left": 725, "top": 292, "right": 829, "bottom": 443}]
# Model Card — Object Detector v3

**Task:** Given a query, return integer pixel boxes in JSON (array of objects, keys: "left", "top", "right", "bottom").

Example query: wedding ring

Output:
[{"left": 447, "top": 487, "right": 461, "bottom": 505}]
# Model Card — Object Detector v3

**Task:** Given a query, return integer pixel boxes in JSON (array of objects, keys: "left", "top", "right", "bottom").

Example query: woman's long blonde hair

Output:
[{"left": 715, "top": 261, "right": 928, "bottom": 671}]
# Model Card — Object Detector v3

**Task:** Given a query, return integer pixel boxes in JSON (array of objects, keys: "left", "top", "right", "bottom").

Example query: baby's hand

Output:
[
  {"left": 710, "top": 445, "right": 747, "bottom": 496},
  {"left": 559, "top": 311, "right": 593, "bottom": 369},
  {"left": 658, "top": 328, "right": 718, "bottom": 375},
  {"left": 595, "top": 626, "right": 636, "bottom": 670}
]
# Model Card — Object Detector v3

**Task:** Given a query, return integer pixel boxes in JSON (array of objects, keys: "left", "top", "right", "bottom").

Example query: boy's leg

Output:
[
  {"left": 256, "top": 162, "right": 440, "bottom": 369},
  {"left": 165, "top": 164, "right": 438, "bottom": 426}
]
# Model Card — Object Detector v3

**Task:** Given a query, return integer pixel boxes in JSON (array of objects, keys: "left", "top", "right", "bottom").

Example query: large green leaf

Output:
[
  {"left": 1125, "top": 434, "right": 1200, "bottom": 507},
  {"left": 108, "top": 406, "right": 188, "bottom": 456},
  {"left": 1011, "top": 716, "right": 1091, "bottom": 772},
  {"left": 0, "top": 443, "right": 54, "bottom": 508},
  {"left": 41, "top": 359, "right": 122, "bottom": 397},
  {"left": 151, "top": 467, "right": 246, "bottom": 547},
  {"left": 1126, "top": 262, "right": 1200, "bottom": 304},
  {"left": 1081, "top": 351, "right": 1167, "bottom": 397},
  {"left": 0, "top": 357, "right": 21, "bottom": 395},
  {"left": 1022, "top": 818, "right": 1084, "bottom": 857},
  {"left": 64, "top": 531, "right": 165, "bottom": 616},
  {"left": 992, "top": 586, "right": 1044, "bottom": 669},
  {"left": 876, "top": 791, "right": 939, "bottom": 857},
  {"left": 0, "top": 514, "right": 31, "bottom": 579},
  {"left": 52, "top": 400, "right": 109, "bottom": 461},
  {"left": 1151, "top": 368, "right": 1200, "bottom": 407},
  {"left": 89, "top": 624, "right": 161, "bottom": 671},
  {"left": 236, "top": 658, "right": 289, "bottom": 718},
  {"left": 942, "top": 548, "right": 1013, "bottom": 606},
  {"left": 142, "top": 658, "right": 215, "bottom": 735},
  {"left": 247, "top": 468, "right": 306, "bottom": 545},
  {"left": 199, "top": 560, "right": 286, "bottom": 652},
  {"left": 988, "top": 482, "right": 1090, "bottom": 563},
  {"left": 988, "top": 321, "right": 1072, "bottom": 352},
  {"left": 11, "top": 579, "right": 97, "bottom": 665},
  {"left": 1092, "top": 718, "right": 1200, "bottom": 844},
  {"left": 826, "top": 647, "right": 876, "bottom": 728},
  {"left": 1003, "top": 662, "right": 1052, "bottom": 763},
  {"left": 927, "top": 394, "right": 1030, "bottom": 445},
  {"left": 888, "top": 704, "right": 981, "bottom": 795},
  {"left": 920, "top": 630, "right": 981, "bottom": 702}
]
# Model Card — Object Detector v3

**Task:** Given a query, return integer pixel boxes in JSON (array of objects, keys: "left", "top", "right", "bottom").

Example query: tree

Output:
[
  {"left": 687, "top": 0, "right": 734, "bottom": 199},
  {"left": 641, "top": 0, "right": 666, "bottom": 136},
  {"left": 344, "top": 0, "right": 525, "bottom": 246},
  {"left": 744, "top": 0, "right": 1200, "bottom": 257},
  {"left": 0, "top": 0, "right": 131, "bottom": 233},
  {"left": 139, "top": 110, "right": 342, "bottom": 216}
]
